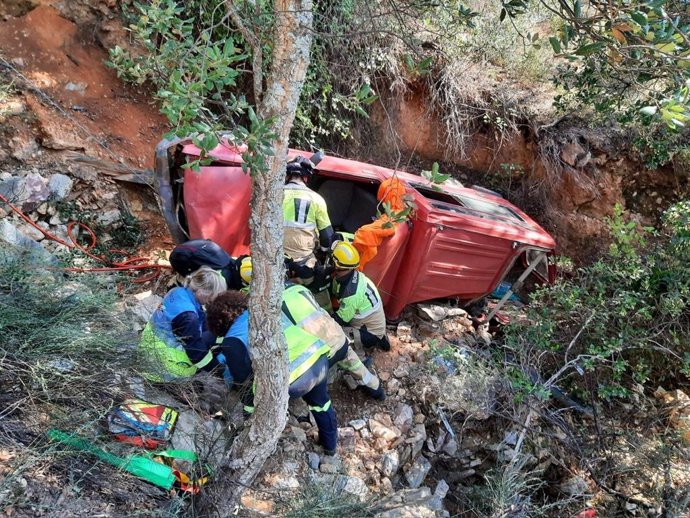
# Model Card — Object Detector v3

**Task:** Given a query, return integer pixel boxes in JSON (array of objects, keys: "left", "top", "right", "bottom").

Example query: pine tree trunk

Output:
[{"left": 205, "top": 1, "right": 313, "bottom": 514}]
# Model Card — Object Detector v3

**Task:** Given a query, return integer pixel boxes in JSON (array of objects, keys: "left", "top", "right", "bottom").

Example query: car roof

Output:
[{"left": 182, "top": 141, "right": 556, "bottom": 250}]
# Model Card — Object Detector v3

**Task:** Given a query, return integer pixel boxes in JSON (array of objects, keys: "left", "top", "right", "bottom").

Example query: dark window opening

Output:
[{"left": 310, "top": 175, "right": 381, "bottom": 234}]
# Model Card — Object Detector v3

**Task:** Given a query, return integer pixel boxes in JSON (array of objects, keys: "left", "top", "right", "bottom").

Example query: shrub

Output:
[
  {"left": 277, "top": 482, "right": 378, "bottom": 518},
  {"left": 0, "top": 249, "right": 138, "bottom": 440},
  {"left": 502, "top": 202, "right": 690, "bottom": 401}
]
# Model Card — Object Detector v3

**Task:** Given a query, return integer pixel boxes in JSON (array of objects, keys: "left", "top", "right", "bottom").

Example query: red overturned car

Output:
[{"left": 155, "top": 138, "right": 556, "bottom": 319}]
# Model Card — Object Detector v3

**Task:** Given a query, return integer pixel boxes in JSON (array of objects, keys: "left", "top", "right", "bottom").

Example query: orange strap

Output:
[{"left": 353, "top": 217, "right": 396, "bottom": 269}]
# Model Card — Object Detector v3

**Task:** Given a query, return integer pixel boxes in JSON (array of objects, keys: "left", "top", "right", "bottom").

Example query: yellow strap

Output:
[
  {"left": 308, "top": 400, "right": 332, "bottom": 413},
  {"left": 193, "top": 350, "right": 214, "bottom": 370}
]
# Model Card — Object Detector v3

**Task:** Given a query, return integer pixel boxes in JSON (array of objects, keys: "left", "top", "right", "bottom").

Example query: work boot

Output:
[
  {"left": 378, "top": 335, "right": 391, "bottom": 352},
  {"left": 360, "top": 384, "right": 386, "bottom": 401}
]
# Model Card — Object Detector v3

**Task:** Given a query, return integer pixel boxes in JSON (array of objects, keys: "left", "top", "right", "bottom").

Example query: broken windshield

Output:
[{"left": 411, "top": 183, "right": 530, "bottom": 227}]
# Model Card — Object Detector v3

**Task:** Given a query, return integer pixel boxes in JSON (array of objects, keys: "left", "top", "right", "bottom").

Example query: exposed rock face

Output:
[
  {"left": 47, "top": 173, "right": 73, "bottom": 200},
  {"left": 364, "top": 86, "right": 687, "bottom": 263}
]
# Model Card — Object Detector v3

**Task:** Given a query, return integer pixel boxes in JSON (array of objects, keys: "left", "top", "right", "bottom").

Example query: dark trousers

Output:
[{"left": 289, "top": 355, "right": 337, "bottom": 451}]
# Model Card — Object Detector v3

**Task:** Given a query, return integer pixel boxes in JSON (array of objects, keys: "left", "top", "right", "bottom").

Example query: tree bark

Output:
[{"left": 207, "top": 1, "right": 313, "bottom": 515}]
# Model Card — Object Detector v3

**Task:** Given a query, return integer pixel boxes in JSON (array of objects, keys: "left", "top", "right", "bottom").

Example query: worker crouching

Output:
[
  {"left": 330, "top": 241, "right": 391, "bottom": 352},
  {"left": 282, "top": 282, "right": 386, "bottom": 401},
  {"left": 138, "top": 266, "right": 227, "bottom": 382},
  {"left": 239, "top": 257, "right": 385, "bottom": 401},
  {"left": 206, "top": 291, "right": 338, "bottom": 455}
]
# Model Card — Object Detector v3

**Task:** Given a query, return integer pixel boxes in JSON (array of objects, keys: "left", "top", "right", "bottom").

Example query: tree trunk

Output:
[{"left": 206, "top": 1, "right": 313, "bottom": 515}]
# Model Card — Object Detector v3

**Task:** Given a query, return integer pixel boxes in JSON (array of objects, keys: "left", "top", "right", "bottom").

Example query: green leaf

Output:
[
  {"left": 639, "top": 106, "right": 658, "bottom": 115},
  {"left": 417, "top": 56, "right": 433, "bottom": 73},
  {"left": 574, "top": 0, "right": 581, "bottom": 18},
  {"left": 631, "top": 11, "right": 648, "bottom": 27},
  {"left": 356, "top": 83, "right": 371, "bottom": 100},
  {"left": 500, "top": 8, "right": 506, "bottom": 22},
  {"left": 646, "top": 0, "right": 666, "bottom": 8},
  {"left": 655, "top": 42, "right": 676, "bottom": 53},
  {"left": 549, "top": 37, "right": 562, "bottom": 53},
  {"left": 574, "top": 42, "right": 605, "bottom": 55}
]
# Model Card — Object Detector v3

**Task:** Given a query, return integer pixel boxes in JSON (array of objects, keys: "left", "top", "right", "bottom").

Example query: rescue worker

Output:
[
  {"left": 238, "top": 256, "right": 252, "bottom": 293},
  {"left": 330, "top": 241, "right": 391, "bottom": 352},
  {"left": 206, "top": 291, "right": 338, "bottom": 455},
  {"left": 283, "top": 155, "right": 334, "bottom": 299},
  {"left": 239, "top": 257, "right": 385, "bottom": 400},
  {"left": 169, "top": 239, "right": 246, "bottom": 291},
  {"left": 139, "top": 265, "right": 227, "bottom": 382}
]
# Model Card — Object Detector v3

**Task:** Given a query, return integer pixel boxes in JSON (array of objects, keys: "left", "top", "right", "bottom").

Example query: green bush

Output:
[
  {"left": 108, "top": 0, "right": 380, "bottom": 150},
  {"left": 502, "top": 202, "right": 690, "bottom": 401}
]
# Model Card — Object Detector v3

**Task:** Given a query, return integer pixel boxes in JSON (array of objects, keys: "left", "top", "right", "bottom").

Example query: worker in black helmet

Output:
[
  {"left": 169, "top": 239, "right": 245, "bottom": 291},
  {"left": 283, "top": 154, "right": 334, "bottom": 306}
]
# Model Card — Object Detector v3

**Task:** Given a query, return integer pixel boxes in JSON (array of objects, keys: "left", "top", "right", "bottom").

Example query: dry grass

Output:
[{"left": 0, "top": 247, "right": 181, "bottom": 516}]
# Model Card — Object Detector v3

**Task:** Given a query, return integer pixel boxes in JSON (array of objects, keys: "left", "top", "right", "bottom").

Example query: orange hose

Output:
[{"left": 0, "top": 192, "right": 169, "bottom": 283}]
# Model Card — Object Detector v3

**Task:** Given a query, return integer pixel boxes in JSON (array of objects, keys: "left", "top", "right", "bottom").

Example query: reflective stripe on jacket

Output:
[
  {"left": 138, "top": 287, "right": 213, "bottom": 381},
  {"left": 331, "top": 270, "right": 382, "bottom": 324},
  {"left": 283, "top": 182, "right": 331, "bottom": 232},
  {"left": 223, "top": 296, "right": 329, "bottom": 386},
  {"left": 282, "top": 283, "right": 324, "bottom": 330},
  {"left": 282, "top": 283, "right": 346, "bottom": 356}
]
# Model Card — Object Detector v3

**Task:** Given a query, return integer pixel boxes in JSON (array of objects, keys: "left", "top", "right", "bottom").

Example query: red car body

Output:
[{"left": 155, "top": 139, "right": 556, "bottom": 318}]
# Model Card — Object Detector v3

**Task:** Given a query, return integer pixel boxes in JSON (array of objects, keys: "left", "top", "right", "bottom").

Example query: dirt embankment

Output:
[
  {"left": 0, "top": 4, "right": 167, "bottom": 168},
  {"left": 0, "top": 4, "right": 172, "bottom": 249},
  {"left": 363, "top": 84, "right": 688, "bottom": 263}
]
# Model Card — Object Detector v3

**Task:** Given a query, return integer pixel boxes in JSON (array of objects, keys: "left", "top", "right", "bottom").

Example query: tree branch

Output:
[{"left": 225, "top": 0, "right": 264, "bottom": 104}]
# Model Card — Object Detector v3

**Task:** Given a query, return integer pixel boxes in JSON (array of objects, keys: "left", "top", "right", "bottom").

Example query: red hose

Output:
[{"left": 0, "top": 192, "right": 169, "bottom": 283}]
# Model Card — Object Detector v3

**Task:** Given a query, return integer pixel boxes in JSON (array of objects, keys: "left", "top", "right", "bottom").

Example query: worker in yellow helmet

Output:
[
  {"left": 330, "top": 241, "right": 391, "bottom": 352},
  {"left": 238, "top": 256, "right": 252, "bottom": 293},
  {"left": 239, "top": 256, "right": 385, "bottom": 400}
]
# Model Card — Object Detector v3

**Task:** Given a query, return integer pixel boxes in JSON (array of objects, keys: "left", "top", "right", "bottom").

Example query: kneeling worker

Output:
[
  {"left": 330, "top": 241, "right": 391, "bottom": 352},
  {"left": 169, "top": 239, "right": 246, "bottom": 291},
  {"left": 239, "top": 257, "right": 385, "bottom": 400},
  {"left": 207, "top": 291, "right": 338, "bottom": 455},
  {"left": 139, "top": 266, "right": 227, "bottom": 381}
]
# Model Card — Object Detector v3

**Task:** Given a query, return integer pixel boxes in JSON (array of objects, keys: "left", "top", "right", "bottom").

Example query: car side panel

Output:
[
  {"left": 361, "top": 221, "right": 411, "bottom": 308},
  {"left": 386, "top": 210, "right": 516, "bottom": 318},
  {"left": 184, "top": 166, "right": 252, "bottom": 257}
]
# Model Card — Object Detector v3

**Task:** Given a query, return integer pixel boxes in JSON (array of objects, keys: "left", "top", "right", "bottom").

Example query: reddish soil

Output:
[{"left": 0, "top": 5, "right": 168, "bottom": 169}]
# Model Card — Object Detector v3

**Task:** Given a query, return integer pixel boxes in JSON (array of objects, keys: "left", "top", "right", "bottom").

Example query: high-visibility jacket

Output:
[
  {"left": 139, "top": 287, "right": 214, "bottom": 381},
  {"left": 282, "top": 283, "right": 346, "bottom": 357},
  {"left": 221, "top": 304, "right": 330, "bottom": 388},
  {"left": 283, "top": 182, "right": 331, "bottom": 233},
  {"left": 331, "top": 270, "right": 382, "bottom": 324},
  {"left": 283, "top": 182, "right": 332, "bottom": 259}
]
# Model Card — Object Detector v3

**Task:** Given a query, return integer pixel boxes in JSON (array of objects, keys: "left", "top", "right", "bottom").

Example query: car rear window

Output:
[
  {"left": 455, "top": 194, "right": 525, "bottom": 223},
  {"left": 412, "top": 184, "right": 530, "bottom": 227}
]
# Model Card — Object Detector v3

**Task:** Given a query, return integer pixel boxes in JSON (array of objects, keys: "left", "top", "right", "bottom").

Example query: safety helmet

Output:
[
  {"left": 331, "top": 241, "right": 360, "bottom": 269},
  {"left": 169, "top": 239, "right": 231, "bottom": 276},
  {"left": 286, "top": 155, "right": 315, "bottom": 177},
  {"left": 239, "top": 256, "right": 253, "bottom": 285}
]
